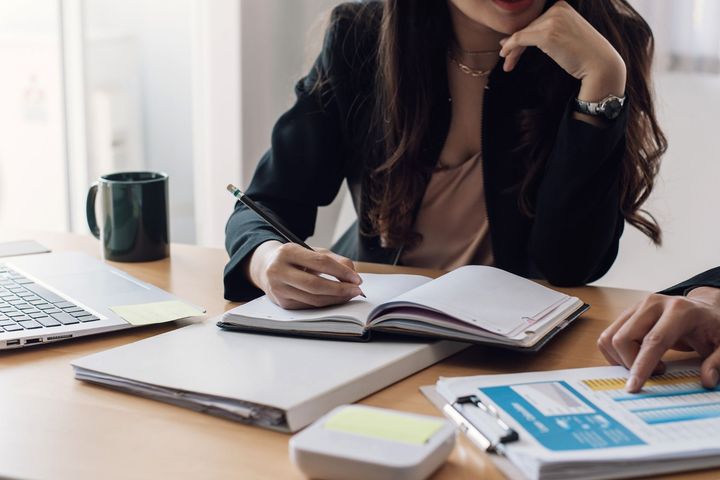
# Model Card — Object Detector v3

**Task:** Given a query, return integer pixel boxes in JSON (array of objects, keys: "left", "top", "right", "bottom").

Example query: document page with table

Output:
[{"left": 436, "top": 360, "right": 720, "bottom": 480}]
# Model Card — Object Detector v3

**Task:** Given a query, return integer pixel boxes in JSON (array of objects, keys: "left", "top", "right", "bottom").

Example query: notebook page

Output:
[
  {"left": 223, "top": 273, "right": 431, "bottom": 326},
  {"left": 389, "top": 266, "right": 569, "bottom": 336}
]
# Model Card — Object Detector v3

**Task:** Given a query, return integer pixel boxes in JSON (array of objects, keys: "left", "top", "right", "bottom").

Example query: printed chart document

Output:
[
  {"left": 219, "top": 266, "right": 588, "bottom": 351},
  {"left": 435, "top": 360, "right": 720, "bottom": 480}
]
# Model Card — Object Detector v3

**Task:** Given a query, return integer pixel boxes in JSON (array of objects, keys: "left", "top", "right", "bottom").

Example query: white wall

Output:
[
  {"left": 632, "top": 0, "right": 720, "bottom": 72},
  {"left": 83, "top": 0, "right": 196, "bottom": 243},
  {"left": 594, "top": 72, "right": 720, "bottom": 291},
  {"left": 241, "top": 0, "right": 346, "bottom": 248},
  {"left": 190, "top": 0, "right": 241, "bottom": 248},
  {"left": 81, "top": 0, "right": 346, "bottom": 247},
  {"left": 0, "top": 0, "right": 69, "bottom": 233}
]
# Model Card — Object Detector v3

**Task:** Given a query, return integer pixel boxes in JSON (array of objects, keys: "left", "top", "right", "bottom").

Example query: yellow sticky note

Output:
[
  {"left": 324, "top": 407, "right": 444, "bottom": 446},
  {"left": 110, "top": 300, "right": 205, "bottom": 326}
]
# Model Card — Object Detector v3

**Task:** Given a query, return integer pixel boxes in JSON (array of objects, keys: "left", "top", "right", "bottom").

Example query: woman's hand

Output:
[
  {"left": 246, "top": 240, "right": 364, "bottom": 310},
  {"left": 499, "top": 1, "right": 626, "bottom": 102},
  {"left": 598, "top": 287, "right": 720, "bottom": 392}
]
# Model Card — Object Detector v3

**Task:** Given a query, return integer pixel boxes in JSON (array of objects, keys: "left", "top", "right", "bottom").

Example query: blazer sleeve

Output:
[
  {"left": 657, "top": 267, "right": 720, "bottom": 296},
  {"left": 223, "top": 14, "right": 350, "bottom": 301},
  {"left": 528, "top": 100, "right": 628, "bottom": 286}
]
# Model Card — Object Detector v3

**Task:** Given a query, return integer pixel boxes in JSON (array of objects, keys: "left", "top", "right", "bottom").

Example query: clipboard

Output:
[
  {"left": 442, "top": 394, "right": 518, "bottom": 453},
  {"left": 422, "top": 362, "right": 720, "bottom": 480},
  {"left": 420, "top": 385, "right": 527, "bottom": 480}
]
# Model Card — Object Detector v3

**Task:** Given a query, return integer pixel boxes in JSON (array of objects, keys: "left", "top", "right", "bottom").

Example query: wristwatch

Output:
[{"left": 574, "top": 94, "right": 626, "bottom": 120}]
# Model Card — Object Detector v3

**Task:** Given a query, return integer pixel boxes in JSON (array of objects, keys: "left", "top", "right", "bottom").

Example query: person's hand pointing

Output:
[{"left": 598, "top": 287, "right": 720, "bottom": 392}]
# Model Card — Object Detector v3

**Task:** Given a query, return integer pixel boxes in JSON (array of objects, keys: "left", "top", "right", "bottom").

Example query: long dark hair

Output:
[{"left": 363, "top": 0, "right": 666, "bottom": 248}]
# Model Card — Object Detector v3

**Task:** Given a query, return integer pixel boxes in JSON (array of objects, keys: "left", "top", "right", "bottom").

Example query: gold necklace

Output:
[
  {"left": 453, "top": 44, "right": 501, "bottom": 57},
  {"left": 448, "top": 53, "right": 492, "bottom": 78}
]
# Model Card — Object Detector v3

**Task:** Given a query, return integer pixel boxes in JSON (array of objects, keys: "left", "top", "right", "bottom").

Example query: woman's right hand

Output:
[
  {"left": 598, "top": 287, "right": 720, "bottom": 392},
  {"left": 246, "top": 240, "right": 364, "bottom": 309}
]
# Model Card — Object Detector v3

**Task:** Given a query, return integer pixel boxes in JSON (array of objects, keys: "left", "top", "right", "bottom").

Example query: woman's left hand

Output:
[{"left": 499, "top": 1, "right": 626, "bottom": 101}]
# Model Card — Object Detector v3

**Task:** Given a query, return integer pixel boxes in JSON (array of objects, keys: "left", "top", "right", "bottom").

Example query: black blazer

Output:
[
  {"left": 659, "top": 267, "right": 720, "bottom": 296},
  {"left": 224, "top": 2, "right": 628, "bottom": 301}
]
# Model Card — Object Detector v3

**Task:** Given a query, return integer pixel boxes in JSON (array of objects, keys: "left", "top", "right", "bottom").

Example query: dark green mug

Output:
[{"left": 86, "top": 171, "right": 170, "bottom": 262}]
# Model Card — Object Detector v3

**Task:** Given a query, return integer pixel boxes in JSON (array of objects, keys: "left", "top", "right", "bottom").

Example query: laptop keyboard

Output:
[{"left": 0, "top": 264, "right": 99, "bottom": 333}]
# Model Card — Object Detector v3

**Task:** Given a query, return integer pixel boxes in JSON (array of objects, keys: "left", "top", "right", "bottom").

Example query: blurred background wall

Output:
[{"left": 0, "top": 0, "right": 718, "bottom": 291}]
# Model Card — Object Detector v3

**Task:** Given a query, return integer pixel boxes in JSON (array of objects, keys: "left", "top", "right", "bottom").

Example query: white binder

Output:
[{"left": 72, "top": 319, "right": 467, "bottom": 432}]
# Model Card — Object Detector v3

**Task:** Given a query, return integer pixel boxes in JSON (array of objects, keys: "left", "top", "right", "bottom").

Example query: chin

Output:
[{"left": 450, "top": 0, "right": 548, "bottom": 35}]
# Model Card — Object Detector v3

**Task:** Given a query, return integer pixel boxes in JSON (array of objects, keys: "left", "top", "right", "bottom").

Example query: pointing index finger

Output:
[{"left": 626, "top": 308, "right": 690, "bottom": 392}]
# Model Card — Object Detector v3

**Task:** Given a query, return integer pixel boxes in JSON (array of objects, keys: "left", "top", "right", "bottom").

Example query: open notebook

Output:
[{"left": 218, "top": 266, "right": 588, "bottom": 351}]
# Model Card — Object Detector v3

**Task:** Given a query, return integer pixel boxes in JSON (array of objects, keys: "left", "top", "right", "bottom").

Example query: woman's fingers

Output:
[
  {"left": 610, "top": 299, "right": 664, "bottom": 369},
  {"left": 499, "top": 23, "right": 545, "bottom": 73},
  {"left": 597, "top": 341, "right": 622, "bottom": 368},
  {"left": 598, "top": 305, "right": 636, "bottom": 367},
  {"left": 700, "top": 348, "right": 720, "bottom": 389},
  {"left": 600, "top": 294, "right": 686, "bottom": 392},
  {"left": 626, "top": 303, "right": 691, "bottom": 392},
  {"left": 265, "top": 268, "right": 359, "bottom": 309},
  {"left": 501, "top": 46, "right": 526, "bottom": 72},
  {"left": 498, "top": 0, "right": 624, "bottom": 86},
  {"left": 499, "top": 26, "right": 547, "bottom": 59},
  {"left": 285, "top": 268, "right": 362, "bottom": 298},
  {"left": 278, "top": 283, "right": 356, "bottom": 309},
  {"left": 285, "top": 246, "right": 361, "bottom": 285},
  {"left": 601, "top": 289, "right": 720, "bottom": 393},
  {"left": 262, "top": 243, "right": 364, "bottom": 310},
  {"left": 327, "top": 252, "right": 362, "bottom": 282}
]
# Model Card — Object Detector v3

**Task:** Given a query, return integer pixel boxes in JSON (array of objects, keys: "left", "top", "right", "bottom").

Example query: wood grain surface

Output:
[{"left": 0, "top": 232, "right": 710, "bottom": 479}]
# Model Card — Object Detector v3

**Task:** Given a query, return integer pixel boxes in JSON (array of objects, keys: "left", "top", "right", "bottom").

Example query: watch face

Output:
[{"left": 602, "top": 98, "right": 623, "bottom": 120}]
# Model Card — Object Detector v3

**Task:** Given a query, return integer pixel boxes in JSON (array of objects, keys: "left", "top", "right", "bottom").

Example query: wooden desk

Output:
[{"left": 0, "top": 232, "right": 708, "bottom": 479}]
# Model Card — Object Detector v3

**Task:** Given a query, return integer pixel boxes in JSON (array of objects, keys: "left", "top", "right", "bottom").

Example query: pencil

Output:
[
  {"left": 227, "top": 184, "right": 312, "bottom": 250},
  {"left": 226, "top": 184, "right": 366, "bottom": 298}
]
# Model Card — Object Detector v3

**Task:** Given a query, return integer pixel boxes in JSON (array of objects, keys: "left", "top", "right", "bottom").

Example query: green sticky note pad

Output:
[
  {"left": 110, "top": 300, "right": 204, "bottom": 326},
  {"left": 324, "top": 407, "right": 444, "bottom": 446}
]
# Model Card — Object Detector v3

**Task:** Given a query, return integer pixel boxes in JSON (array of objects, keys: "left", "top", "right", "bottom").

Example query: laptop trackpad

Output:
[
  {"left": 56, "top": 270, "right": 149, "bottom": 298},
  {"left": 8, "top": 252, "right": 158, "bottom": 309}
]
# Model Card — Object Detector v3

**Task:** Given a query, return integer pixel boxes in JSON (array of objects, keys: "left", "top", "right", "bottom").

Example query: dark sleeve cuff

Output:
[
  {"left": 223, "top": 217, "right": 285, "bottom": 302},
  {"left": 544, "top": 98, "right": 628, "bottom": 180},
  {"left": 223, "top": 232, "right": 283, "bottom": 302},
  {"left": 657, "top": 267, "right": 720, "bottom": 296}
]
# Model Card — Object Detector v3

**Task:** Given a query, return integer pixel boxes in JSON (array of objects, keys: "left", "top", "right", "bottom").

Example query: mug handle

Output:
[{"left": 86, "top": 182, "right": 100, "bottom": 239}]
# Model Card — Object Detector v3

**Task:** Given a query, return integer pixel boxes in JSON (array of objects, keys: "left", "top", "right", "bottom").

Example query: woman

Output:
[{"left": 224, "top": 0, "right": 666, "bottom": 308}]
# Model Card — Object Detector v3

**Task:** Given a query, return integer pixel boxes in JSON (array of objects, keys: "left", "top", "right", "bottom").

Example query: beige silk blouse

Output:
[{"left": 400, "top": 151, "right": 494, "bottom": 270}]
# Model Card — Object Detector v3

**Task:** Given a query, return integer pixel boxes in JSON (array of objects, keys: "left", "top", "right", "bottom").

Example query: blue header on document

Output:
[{"left": 481, "top": 381, "right": 645, "bottom": 451}]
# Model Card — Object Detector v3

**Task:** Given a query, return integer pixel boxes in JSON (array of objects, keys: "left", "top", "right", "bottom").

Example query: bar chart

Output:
[{"left": 582, "top": 370, "right": 720, "bottom": 425}]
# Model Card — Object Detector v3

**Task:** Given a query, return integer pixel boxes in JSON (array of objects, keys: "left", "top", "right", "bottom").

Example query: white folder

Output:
[{"left": 72, "top": 319, "right": 467, "bottom": 432}]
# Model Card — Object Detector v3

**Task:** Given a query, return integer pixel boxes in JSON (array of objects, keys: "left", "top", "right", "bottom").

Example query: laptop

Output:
[{"left": 0, "top": 251, "right": 204, "bottom": 350}]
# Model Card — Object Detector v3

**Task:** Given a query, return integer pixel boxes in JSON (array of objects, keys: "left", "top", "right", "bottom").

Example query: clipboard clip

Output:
[{"left": 442, "top": 394, "right": 519, "bottom": 454}]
